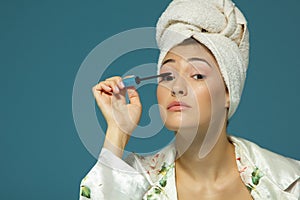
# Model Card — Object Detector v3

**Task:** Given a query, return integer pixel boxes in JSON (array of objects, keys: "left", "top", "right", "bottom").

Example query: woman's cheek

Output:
[
  {"left": 191, "top": 83, "right": 212, "bottom": 119},
  {"left": 157, "top": 85, "right": 168, "bottom": 107},
  {"left": 156, "top": 85, "right": 169, "bottom": 125}
]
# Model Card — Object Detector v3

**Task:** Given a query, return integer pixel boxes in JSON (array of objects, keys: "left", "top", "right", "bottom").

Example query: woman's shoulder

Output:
[
  {"left": 229, "top": 135, "right": 300, "bottom": 196},
  {"left": 124, "top": 142, "right": 176, "bottom": 181},
  {"left": 125, "top": 142, "right": 176, "bottom": 167},
  {"left": 229, "top": 135, "right": 300, "bottom": 169}
]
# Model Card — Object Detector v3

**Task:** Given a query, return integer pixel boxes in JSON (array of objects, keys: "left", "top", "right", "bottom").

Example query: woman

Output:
[{"left": 80, "top": 0, "right": 300, "bottom": 199}]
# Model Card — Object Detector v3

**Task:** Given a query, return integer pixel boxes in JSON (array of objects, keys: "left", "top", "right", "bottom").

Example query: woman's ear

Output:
[{"left": 225, "top": 88, "right": 230, "bottom": 109}]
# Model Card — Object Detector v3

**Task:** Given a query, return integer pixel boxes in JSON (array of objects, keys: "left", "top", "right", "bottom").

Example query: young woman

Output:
[{"left": 80, "top": 0, "right": 300, "bottom": 199}]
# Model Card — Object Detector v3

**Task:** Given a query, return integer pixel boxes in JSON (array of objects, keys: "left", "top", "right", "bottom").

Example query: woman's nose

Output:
[{"left": 170, "top": 76, "right": 187, "bottom": 97}]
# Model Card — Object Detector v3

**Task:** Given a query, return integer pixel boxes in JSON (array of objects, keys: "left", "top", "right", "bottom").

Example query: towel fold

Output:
[{"left": 156, "top": 0, "right": 249, "bottom": 118}]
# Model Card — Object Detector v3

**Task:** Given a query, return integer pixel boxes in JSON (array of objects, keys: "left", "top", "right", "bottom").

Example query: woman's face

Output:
[{"left": 157, "top": 40, "right": 229, "bottom": 132}]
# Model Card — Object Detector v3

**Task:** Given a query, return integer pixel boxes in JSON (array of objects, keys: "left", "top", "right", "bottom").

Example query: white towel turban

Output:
[{"left": 156, "top": 0, "right": 249, "bottom": 119}]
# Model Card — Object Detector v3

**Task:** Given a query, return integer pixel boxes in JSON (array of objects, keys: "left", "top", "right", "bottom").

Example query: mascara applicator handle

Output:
[{"left": 123, "top": 76, "right": 138, "bottom": 87}]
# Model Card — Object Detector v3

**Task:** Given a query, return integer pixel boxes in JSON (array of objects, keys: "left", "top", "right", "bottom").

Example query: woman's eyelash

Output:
[
  {"left": 159, "top": 74, "right": 205, "bottom": 82},
  {"left": 159, "top": 75, "right": 175, "bottom": 82}
]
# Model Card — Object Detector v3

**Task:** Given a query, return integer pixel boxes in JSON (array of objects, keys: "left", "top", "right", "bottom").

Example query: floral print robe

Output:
[{"left": 79, "top": 136, "right": 300, "bottom": 200}]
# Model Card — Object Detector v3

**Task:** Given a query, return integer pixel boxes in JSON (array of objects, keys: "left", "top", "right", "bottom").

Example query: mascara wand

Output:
[{"left": 123, "top": 73, "right": 171, "bottom": 87}]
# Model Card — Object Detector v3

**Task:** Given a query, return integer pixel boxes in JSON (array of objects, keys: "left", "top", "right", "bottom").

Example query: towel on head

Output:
[{"left": 156, "top": 0, "right": 249, "bottom": 119}]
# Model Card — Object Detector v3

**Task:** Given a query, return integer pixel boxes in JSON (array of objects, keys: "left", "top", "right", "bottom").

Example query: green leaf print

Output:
[
  {"left": 81, "top": 185, "right": 91, "bottom": 198},
  {"left": 154, "top": 187, "right": 162, "bottom": 194},
  {"left": 146, "top": 162, "right": 175, "bottom": 199},
  {"left": 246, "top": 167, "right": 263, "bottom": 194},
  {"left": 159, "top": 163, "right": 167, "bottom": 175},
  {"left": 159, "top": 177, "right": 167, "bottom": 187},
  {"left": 251, "top": 167, "right": 263, "bottom": 185}
]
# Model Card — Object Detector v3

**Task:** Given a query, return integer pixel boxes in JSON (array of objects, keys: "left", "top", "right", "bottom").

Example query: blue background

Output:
[{"left": 1, "top": 0, "right": 299, "bottom": 199}]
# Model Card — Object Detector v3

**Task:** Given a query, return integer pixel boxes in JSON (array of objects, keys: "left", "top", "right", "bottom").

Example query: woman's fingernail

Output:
[
  {"left": 118, "top": 81, "right": 125, "bottom": 88},
  {"left": 104, "top": 85, "right": 111, "bottom": 91},
  {"left": 114, "top": 86, "right": 120, "bottom": 93}
]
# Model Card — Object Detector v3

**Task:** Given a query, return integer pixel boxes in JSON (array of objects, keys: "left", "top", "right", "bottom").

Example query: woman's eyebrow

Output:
[
  {"left": 161, "top": 58, "right": 175, "bottom": 66},
  {"left": 187, "top": 57, "right": 212, "bottom": 68},
  {"left": 161, "top": 57, "right": 212, "bottom": 68}
]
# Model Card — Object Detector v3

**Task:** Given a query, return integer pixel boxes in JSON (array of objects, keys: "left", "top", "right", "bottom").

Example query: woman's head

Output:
[
  {"left": 157, "top": 38, "right": 229, "bottom": 132},
  {"left": 157, "top": 38, "right": 231, "bottom": 158},
  {"left": 156, "top": 0, "right": 249, "bottom": 119}
]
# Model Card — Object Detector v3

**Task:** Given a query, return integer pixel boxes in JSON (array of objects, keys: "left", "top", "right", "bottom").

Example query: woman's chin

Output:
[{"left": 164, "top": 122, "right": 201, "bottom": 132}]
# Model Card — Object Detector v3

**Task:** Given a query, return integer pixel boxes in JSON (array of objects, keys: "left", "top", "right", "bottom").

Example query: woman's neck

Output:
[{"left": 174, "top": 124, "right": 237, "bottom": 183}]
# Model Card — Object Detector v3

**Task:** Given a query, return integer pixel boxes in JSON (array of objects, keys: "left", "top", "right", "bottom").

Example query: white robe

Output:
[{"left": 79, "top": 136, "right": 300, "bottom": 199}]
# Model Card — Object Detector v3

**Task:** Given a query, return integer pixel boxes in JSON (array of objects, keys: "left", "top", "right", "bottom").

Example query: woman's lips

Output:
[{"left": 167, "top": 101, "right": 191, "bottom": 111}]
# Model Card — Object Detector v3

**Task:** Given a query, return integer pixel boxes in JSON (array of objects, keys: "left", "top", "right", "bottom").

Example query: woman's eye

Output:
[
  {"left": 159, "top": 75, "right": 175, "bottom": 82},
  {"left": 192, "top": 74, "right": 205, "bottom": 80}
]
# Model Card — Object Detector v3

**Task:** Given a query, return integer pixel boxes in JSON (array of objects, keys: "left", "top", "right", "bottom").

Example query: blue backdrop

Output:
[{"left": 1, "top": 0, "right": 299, "bottom": 199}]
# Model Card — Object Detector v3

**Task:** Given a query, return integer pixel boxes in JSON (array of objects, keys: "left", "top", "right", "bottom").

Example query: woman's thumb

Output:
[{"left": 126, "top": 87, "right": 141, "bottom": 106}]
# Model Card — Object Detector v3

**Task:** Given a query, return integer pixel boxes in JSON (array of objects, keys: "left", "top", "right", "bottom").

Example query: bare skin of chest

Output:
[
  {"left": 177, "top": 187, "right": 252, "bottom": 200},
  {"left": 176, "top": 175, "right": 253, "bottom": 200}
]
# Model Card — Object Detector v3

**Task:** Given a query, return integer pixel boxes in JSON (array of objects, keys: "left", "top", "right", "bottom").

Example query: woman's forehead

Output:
[
  {"left": 163, "top": 43, "right": 216, "bottom": 64},
  {"left": 162, "top": 45, "right": 217, "bottom": 70}
]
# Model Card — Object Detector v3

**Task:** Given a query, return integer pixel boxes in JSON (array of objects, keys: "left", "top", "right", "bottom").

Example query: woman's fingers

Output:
[
  {"left": 92, "top": 75, "right": 142, "bottom": 137},
  {"left": 93, "top": 76, "right": 141, "bottom": 107},
  {"left": 105, "top": 76, "right": 125, "bottom": 94},
  {"left": 93, "top": 76, "right": 125, "bottom": 94},
  {"left": 126, "top": 86, "right": 141, "bottom": 107},
  {"left": 104, "top": 77, "right": 126, "bottom": 106},
  {"left": 93, "top": 82, "right": 111, "bottom": 94},
  {"left": 92, "top": 76, "right": 128, "bottom": 108}
]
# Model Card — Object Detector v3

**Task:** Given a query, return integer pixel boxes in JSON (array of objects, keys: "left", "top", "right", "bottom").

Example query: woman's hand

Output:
[{"left": 92, "top": 76, "right": 142, "bottom": 157}]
